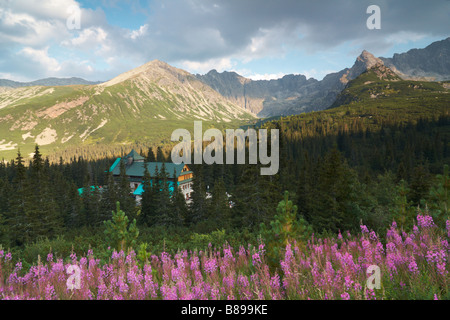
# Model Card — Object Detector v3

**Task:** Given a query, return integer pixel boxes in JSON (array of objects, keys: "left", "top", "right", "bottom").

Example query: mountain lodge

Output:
[{"left": 108, "top": 150, "right": 194, "bottom": 203}]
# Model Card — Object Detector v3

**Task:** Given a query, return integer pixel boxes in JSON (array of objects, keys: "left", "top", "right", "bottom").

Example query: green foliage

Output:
[
  {"left": 189, "top": 229, "right": 226, "bottom": 251},
  {"left": 139, "top": 164, "right": 158, "bottom": 226},
  {"left": 309, "top": 148, "right": 361, "bottom": 233},
  {"left": 428, "top": 164, "right": 450, "bottom": 225},
  {"left": 104, "top": 202, "right": 139, "bottom": 251},
  {"left": 136, "top": 242, "right": 151, "bottom": 268},
  {"left": 260, "top": 191, "right": 312, "bottom": 269},
  {"left": 390, "top": 180, "right": 416, "bottom": 230}
]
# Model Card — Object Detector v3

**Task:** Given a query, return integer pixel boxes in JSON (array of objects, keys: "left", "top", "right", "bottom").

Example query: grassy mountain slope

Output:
[
  {"left": 0, "top": 60, "right": 255, "bottom": 161},
  {"left": 262, "top": 64, "right": 450, "bottom": 131},
  {"left": 327, "top": 64, "right": 450, "bottom": 119}
]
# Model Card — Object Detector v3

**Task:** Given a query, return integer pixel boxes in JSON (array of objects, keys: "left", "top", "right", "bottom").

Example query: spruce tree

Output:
[
  {"left": 7, "top": 150, "right": 29, "bottom": 245},
  {"left": 104, "top": 202, "right": 139, "bottom": 251},
  {"left": 101, "top": 170, "right": 118, "bottom": 219},
  {"left": 156, "top": 146, "right": 165, "bottom": 162},
  {"left": 189, "top": 167, "right": 207, "bottom": 225},
  {"left": 139, "top": 164, "right": 158, "bottom": 226},
  {"left": 169, "top": 168, "right": 188, "bottom": 227},
  {"left": 117, "top": 160, "right": 135, "bottom": 220},
  {"left": 260, "top": 191, "right": 312, "bottom": 270},
  {"left": 27, "top": 145, "right": 63, "bottom": 241},
  {"left": 208, "top": 177, "right": 231, "bottom": 228},
  {"left": 155, "top": 162, "right": 171, "bottom": 225},
  {"left": 310, "top": 148, "right": 359, "bottom": 233},
  {"left": 146, "top": 147, "right": 156, "bottom": 162}
]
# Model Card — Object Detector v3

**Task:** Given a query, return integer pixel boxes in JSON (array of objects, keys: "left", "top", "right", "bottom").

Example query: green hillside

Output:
[
  {"left": 0, "top": 60, "right": 255, "bottom": 161},
  {"left": 327, "top": 65, "right": 449, "bottom": 120}
]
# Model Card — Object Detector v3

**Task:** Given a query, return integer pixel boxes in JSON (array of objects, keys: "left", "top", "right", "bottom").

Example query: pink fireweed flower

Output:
[
  {"left": 45, "top": 284, "right": 56, "bottom": 300},
  {"left": 258, "top": 242, "right": 265, "bottom": 252},
  {"left": 204, "top": 258, "right": 218, "bottom": 274},
  {"left": 408, "top": 256, "right": 419, "bottom": 275},
  {"left": 80, "top": 257, "right": 87, "bottom": 266},
  {"left": 446, "top": 220, "right": 450, "bottom": 238},
  {"left": 436, "top": 263, "right": 447, "bottom": 276},
  {"left": 252, "top": 252, "right": 262, "bottom": 266},
  {"left": 190, "top": 255, "right": 200, "bottom": 271},
  {"left": 126, "top": 250, "right": 136, "bottom": 264},
  {"left": 14, "top": 261, "right": 22, "bottom": 272},
  {"left": 360, "top": 225, "right": 369, "bottom": 234},
  {"left": 417, "top": 214, "right": 435, "bottom": 229},
  {"left": 341, "top": 292, "right": 350, "bottom": 300}
]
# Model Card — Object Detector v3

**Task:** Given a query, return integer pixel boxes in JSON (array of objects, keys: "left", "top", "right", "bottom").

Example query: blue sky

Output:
[{"left": 0, "top": 0, "right": 449, "bottom": 82}]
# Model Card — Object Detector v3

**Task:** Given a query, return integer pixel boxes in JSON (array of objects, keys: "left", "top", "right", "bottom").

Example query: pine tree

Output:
[
  {"left": 0, "top": 177, "right": 9, "bottom": 244},
  {"left": 409, "top": 165, "right": 432, "bottom": 205},
  {"left": 156, "top": 146, "right": 165, "bottom": 162},
  {"left": 260, "top": 191, "right": 312, "bottom": 269},
  {"left": 104, "top": 202, "right": 139, "bottom": 251},
  {"left": 232, "top": 164, "right": 281, "bottom": 229},
  {"left": 146, "top": 147, "right": 156, "bottom": 162},
  {"left": 117, "top": 160, "right": 135, "bottom": 220},
  {"left": 428, "top": 165, "right": 449, "bottom": 224},
  {"left": 154, "top": 162, "right": 171, "bottom": 226},
  {"left": 310, "top": 148, "right": 359, "bottom": 233},
  {"left": 189, "top": 167, "right": 207, "bottom": 225},
  {"left": 101, "top": 170, "right": 118, "bottom": 219},
  {"left": 208, "top": 177, "right": 231, "bottom": 228},
  {"left": 7, "top": 150, "right": 29, "bottom": 245},
  {"left": 27, "top": 145, "right": 63, "bottom": 241},
  {"left": 169, "top": 171, "right": 188, "bottom": 227},
  {"left": 139, "top": 164, "right": 158, "bottom": 226}
]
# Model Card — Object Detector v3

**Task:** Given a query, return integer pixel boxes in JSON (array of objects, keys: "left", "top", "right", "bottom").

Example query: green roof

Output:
[
  {"left": 111, "top": 160, "right": 187, "bottom": 178},
  {"left": 110, "top": 150, "right": 189, "bottom": 178},
  {"left": 78, "top": 186, "right": 103, "bottom": 196},
  {"left": 126, "top": 149, "right": 145, "bottom": 162},
  {"left": 109, "top": 157, "right": 121, "bottom": 172},
  {"left": 133, "top": 180, "right": 178, "bottom": 196}
]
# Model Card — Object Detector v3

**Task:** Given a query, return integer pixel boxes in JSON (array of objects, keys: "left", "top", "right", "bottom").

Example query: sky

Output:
[{"left": 0, "top": 0, "right": 449, "bottom": 82}]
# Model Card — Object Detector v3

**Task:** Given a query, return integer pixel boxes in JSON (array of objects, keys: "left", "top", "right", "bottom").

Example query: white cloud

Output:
[
  {"left": 0, "top": 0, "right": 449, "bottom": 82},
  {"left": 385, "top": 31, "right": 428, "bottom": 45},
  {"left": 130, "top": 24, "right": 148, "bottom": 40},
  {"left": 243, "top": 72, "right": 287, "bottom": 81},
  {"left": 20, "top": 47, "right": 61, "bottom": 73},
  {"left": 300, "top": 69, "right": 336, "bottom": 80},
  {"left": 179, "top": 57, "right": 235, "bottom": 74}
]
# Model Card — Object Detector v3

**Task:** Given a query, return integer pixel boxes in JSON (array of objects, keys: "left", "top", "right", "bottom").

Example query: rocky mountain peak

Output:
[
  {"left": 100, "top": 59, "right": 189, "bottom": 87},
  {"left": 340, "top": 50, "right": 385, "bottom": 85}
]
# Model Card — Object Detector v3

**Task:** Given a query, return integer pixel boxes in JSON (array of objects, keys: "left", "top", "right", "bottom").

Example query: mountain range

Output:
[
  {"left": 197, "top": 37, "right": 450, "bottom": 117},
  {"left": 0, "top": 37, "right": 448, "bottom": 160},
  {"left": 380, "top": 37, "right": 450, "bottom": 81},
  {"left": 0, "top": 60, "right": 254, "bottom": 160},
  {"left": 0, "top": 77, "right": 102, "bottom": 88}
]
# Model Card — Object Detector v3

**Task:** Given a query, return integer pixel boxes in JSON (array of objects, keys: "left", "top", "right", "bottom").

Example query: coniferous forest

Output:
[
  {"left": 0, "top": 111, "right": 448, "bottom": 257},
  {"left": 0, "top": 107, "right": 449, "bottom": 300}
]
